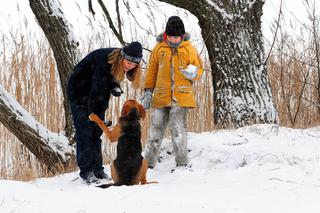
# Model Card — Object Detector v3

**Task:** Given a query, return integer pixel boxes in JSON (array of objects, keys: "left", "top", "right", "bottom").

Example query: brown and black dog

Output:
[{"left": 89, "top": 99, "right": 157, "bottom": 188}]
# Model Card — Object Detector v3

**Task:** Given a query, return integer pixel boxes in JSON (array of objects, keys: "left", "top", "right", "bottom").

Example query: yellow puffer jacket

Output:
[{"left": 144, "top": 33, "right": 204, "bottom": 108}]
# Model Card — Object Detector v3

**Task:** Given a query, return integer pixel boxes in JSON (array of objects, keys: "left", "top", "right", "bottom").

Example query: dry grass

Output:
[
  {"left": 267, "top": 34, "right": 320, "bottom": 128},
  {"left": 0, "top": 31, "right": 214, "bottom": 180},
  {"left": 1, "top": 22, "right": 319, "bottom": 181}
]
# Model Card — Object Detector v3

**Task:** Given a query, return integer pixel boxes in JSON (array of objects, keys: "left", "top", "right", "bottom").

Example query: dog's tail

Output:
[{"left": 96, "top": 183, "right": 123, "bottom": 189}]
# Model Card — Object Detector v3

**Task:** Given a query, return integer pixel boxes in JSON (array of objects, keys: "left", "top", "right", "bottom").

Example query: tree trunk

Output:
[
  {"left": 0, "top": 85, "right": 73, "bottom": 173},
  {"left": 29, "top": 0, "right": 78, "bottom": 139},
  {"left": 159, "top": 0, "right": 278, "bottom": 128}
]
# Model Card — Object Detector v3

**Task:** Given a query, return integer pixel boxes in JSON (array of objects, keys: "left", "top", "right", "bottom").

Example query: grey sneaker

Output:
[{"left": 171, "top": 164, "right": 192, "bottom": 173}]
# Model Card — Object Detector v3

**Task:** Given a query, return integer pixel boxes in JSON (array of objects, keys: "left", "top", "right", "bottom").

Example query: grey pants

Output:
[{"left": 144, "top": 106, "right": 188, "bottom": 168}]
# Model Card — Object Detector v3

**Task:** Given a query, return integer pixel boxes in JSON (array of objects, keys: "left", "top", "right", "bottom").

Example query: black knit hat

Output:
[
  {"left": 121, "top": 41, "right": 143, "bottom": 63},
  {"left": 165, "top": 16, "right": 185, "bottom": 37}
]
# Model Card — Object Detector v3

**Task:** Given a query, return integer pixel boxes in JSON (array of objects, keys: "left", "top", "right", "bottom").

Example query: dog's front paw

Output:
[{"left": 88, "top": 113, "right": 95, "bottom": 121}]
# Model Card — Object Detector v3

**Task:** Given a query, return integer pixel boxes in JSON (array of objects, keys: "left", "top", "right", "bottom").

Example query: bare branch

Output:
[
  {"left": 88, "top": 0, "right": 95, "bottom": 17},
  {"left": 97, "top": 0, "right": 125, "bottom": 45},
  {"left": 265, "top": 0, "right": 283, "bottom": 64},
  {"left": 291, "top": 63, "right": 313, "bottom": 127},
  {"left": 122, "top": 0, "right": 156, "bottom": 38},
  {"left": 115, "top": 0, "right": 122, "bottom": 38}
]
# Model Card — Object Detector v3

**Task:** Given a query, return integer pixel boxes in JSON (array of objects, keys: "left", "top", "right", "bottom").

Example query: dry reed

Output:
[{"left": 1, "top": 11, "right": 319, "bottom": 181}]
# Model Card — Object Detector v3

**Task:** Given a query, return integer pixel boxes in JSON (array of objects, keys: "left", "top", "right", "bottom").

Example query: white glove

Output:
[{"left": 181, "top": 64, "right": 198, "bottom": 80}]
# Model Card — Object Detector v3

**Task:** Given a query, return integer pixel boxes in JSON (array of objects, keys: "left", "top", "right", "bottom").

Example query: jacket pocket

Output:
[
  {"left": 154, "top": 87, "right": 166, "bottom": 94},
  {"left": 176, "top": 86, "right": 193, "bottom": 94}
]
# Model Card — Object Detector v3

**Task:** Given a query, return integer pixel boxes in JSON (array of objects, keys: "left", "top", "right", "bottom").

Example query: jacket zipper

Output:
[{"left": 171, "top": 48, "right": 177, "bottom": 106}]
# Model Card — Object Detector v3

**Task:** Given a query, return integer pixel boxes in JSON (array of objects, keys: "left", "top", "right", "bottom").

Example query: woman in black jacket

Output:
[{"left": 67, "top": 41, "right": 143, "bottom": 184}]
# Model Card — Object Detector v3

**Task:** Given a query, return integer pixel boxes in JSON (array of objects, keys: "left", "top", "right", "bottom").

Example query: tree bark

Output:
[
  {"left": 159, "top": 0, "right": 278, "bottom": 128},
  {"left": 0, "top": 85, "right": 73, "bottom": 173},
  {"left": 29, "top": 0, "right": 78, "bottom": 139}
]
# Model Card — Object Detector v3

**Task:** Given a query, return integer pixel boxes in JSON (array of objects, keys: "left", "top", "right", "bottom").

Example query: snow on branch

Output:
[
  {"left": 40, "top": 0, "right": 78, "bottom": 49},
  {"left": 206, "top": 0, "right": 234, "bottom": 20},
  {"left": 0, "top": 84, "right": 70, "bottom": 159}
]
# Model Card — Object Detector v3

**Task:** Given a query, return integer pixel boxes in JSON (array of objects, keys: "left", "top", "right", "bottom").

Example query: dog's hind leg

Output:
[{"left": 140, "top": 160, "right": 158, "bottom": 185}]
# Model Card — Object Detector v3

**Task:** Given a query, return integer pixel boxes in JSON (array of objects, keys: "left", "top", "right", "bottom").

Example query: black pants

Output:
[{"left": 70, "top": 101, "right": 104, "bottom": 178}]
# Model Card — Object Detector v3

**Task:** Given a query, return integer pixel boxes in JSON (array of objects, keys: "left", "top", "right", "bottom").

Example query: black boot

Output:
[
  {"left": 81, "top": 172, "right": 99, "bottom": 184},
  {"left": 94, "top": 170, "right": 109, "bottom": 179}
]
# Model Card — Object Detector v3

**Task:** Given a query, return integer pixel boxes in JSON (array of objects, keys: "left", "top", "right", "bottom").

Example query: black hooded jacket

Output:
[{"left": 67, "top": 48, "right": 120, "bottom": 116}]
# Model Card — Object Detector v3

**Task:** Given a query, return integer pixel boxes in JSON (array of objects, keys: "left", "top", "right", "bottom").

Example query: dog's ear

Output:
[
  {"left": 121, "top": 103, "right": 131, "bottom": 116},
  {"left": 137, "top": 104, "right": 146, "bottom": 120}
]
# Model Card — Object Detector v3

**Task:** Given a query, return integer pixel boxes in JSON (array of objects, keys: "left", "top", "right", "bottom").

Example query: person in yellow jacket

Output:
[{"left": 141, "top": 16, "right": 204, "bottom": 169}]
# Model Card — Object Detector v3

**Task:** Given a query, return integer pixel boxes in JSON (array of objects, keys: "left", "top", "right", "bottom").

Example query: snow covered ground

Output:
[
  {"left": 1, "top": 124, "right": 320, "bottom": 213},
  {"left": 1, "top": 1, "right": 320, "bottom": 212}
]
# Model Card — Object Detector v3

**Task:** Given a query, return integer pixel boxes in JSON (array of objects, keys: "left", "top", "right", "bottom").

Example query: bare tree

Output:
[
  {"left": 29, "top": 0, "right": 79, "bottom": 139},
  {"left": 0, "top": 0, "right": 78, "bottom": 173},
  {"left": 158, "top": 0, "right": 278, "bottom": 128}
]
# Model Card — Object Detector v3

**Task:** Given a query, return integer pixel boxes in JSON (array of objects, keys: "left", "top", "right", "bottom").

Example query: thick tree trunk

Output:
[
  {"left": 0, "top": 85, "right": 73, "bottom": 173},
  {"left": 159, "top": 0, "right": 278, "bottom": 128},
  {"left": 29, "top": 0, "right": 78, "bottom": 139}
]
